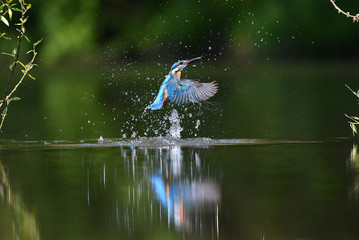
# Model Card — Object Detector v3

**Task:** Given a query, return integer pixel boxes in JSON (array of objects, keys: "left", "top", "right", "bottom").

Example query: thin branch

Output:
[
  {"left": 345, "top": 84, "right": 359, "bottom": 98},
  {"left": 7, "top": 54, "right": 36, "bottom": 102},
  {"left": 345, "top": 84, "right": 359, "bottom": 136},
  {"left": 0, "top": 2, "right": 25, "bottom": 114},
  {"left": 0, "top": 106, "right": 7, "bottom": 130},
  {"left": 330, "top": 0, "right": 359, "bottom": 22}
]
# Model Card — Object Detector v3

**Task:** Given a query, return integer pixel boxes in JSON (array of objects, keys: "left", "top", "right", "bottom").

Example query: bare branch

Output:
[{"left": 330, "top": 0, "right": 359, "bottom": 23}]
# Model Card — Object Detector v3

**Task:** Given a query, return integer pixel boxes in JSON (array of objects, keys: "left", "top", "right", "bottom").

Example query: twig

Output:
[
  {"left": 345, "top": 84, "right": 359, "bottom": 136},
  {"left": 330, "top": 0, "right": 359, "bottom": 22},
  {"left": 345, "top": 84, "right": 359, "bottom": 98},
  {"left": 0, "top": 1, "right": 25, "bottom": 115}
]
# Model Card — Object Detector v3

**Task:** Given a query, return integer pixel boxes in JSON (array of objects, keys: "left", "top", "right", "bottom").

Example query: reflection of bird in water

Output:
[
  {"left": 151, "top": 171, "right": 220, "bottom": 230},
  {"left": 146, "top": 57, "right": 218, "bottom": 110}
]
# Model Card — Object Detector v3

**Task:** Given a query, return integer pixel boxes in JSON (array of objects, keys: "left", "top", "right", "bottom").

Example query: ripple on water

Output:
[{"left": 0, "top": 137, "right": 331, "bottom": 150}]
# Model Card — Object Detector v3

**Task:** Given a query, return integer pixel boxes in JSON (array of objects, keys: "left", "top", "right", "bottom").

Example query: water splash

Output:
[{"left": 168, "top": 109, "right": 183, "bottom": 139}]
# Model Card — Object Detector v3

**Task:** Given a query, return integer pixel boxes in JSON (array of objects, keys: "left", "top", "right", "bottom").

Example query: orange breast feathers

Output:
[
  {"left": 175, "top": 65, "right": 183, "bottom": 80},
  {"left": 176, "top": 71, "right": 181, "bottom": 80}
]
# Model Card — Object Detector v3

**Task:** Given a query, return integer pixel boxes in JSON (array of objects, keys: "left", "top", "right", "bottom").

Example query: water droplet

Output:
[{"left": 195, "top": 120, "right": 200, "bottom": 130}]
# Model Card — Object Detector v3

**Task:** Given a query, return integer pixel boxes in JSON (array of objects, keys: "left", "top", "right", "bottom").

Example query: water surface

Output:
[{"left": 1, "top": 139, "right": 359, "bottom": 240}]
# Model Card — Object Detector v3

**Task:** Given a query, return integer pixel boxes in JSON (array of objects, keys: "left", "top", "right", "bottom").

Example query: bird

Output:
[{"left": 146, "top": 56, "right": 218, "bottom": 110}]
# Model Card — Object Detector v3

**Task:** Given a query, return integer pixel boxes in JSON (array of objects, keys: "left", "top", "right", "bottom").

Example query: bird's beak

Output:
[
  {"left": 185, "top": 56, "right": 202, "bottom": 65},
  {"left": 173, "top": 56, "right": 202, "bottom": 77}
]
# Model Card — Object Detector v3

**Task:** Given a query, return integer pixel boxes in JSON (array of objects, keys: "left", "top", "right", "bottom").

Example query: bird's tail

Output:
[
  {"left": 146, "top": 91, "right": 165, "bottom": 110},
  {"left": 146, "top": 101, "right": 163, "bottom": 110}
]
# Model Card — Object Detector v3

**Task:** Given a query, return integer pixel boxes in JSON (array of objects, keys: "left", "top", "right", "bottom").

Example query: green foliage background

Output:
[
  {"left": 1, "top": 0, "right": 359, "bottom": 140},
  {"left": 16, "top": 0, "right": 359, "bottom": 63}
]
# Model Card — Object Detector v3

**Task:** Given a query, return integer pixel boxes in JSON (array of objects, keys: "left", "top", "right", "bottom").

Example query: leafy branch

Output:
[
  {"left": 0, "top": 0, "right": 41, "bottom": 130},
  {"left": 330, "top": 0, "right": 359, "bottom": 22},
  {"left": 345, "top": 84, "right": 359, "bottom": 135}
]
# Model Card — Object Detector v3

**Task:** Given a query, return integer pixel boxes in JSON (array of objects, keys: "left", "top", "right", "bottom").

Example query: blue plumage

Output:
[{"left": 146, "top": 57, "right": 218, "bottom": 110}]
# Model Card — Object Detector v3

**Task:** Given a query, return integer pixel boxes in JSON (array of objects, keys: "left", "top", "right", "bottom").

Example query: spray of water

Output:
[{"left": 167, "top": 109, "right": 183, "bottom": 139}]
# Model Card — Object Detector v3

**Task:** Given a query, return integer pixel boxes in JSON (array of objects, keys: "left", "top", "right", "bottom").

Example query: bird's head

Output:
[{"left": 169, "top": 56, "right": 202, "bottom": 78}]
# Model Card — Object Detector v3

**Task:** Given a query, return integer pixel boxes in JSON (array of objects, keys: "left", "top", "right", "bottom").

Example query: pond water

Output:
[
  {"left": 1, "top": 62, "right": 359, "bottom": 239},
  {"left": 0, "top": 139, "right": 359, "bottom": 240}
]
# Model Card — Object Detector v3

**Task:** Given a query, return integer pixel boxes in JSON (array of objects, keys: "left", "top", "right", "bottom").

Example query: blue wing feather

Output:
[
  {"left": 168, "top": 79, "right": 218, "bottom": 105},
  {"left": 147, "top": 74, "right": 218, "bottom": 110}
]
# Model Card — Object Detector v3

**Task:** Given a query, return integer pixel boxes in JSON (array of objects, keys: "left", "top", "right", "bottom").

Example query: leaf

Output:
[
  {"left": 1, "top": 52, "right": 15, "bottom": 57},
  {"left": 1, "top": 15, "right": 9, "bottom": 26},
  {"left": 2, "top": 107, "right": 8, "bottom": 117},
  {"left": 33, "top": 38, "right": 43, "bottom": 47},
  {"left": 24, "top": 34, "right": 30, "bottom": 42},
  {"left": 0, "top": 32, "right": 11, "bottom": 40},
  {"left": 350, "top": 123, "right": 358, "bottom": 135},
  {"left": 26, "top": 3, "right": 31, "bottom": 10},
  {"left": 18, "top": 61, "right": 25, "bottom": 68},
  {"left": 9, "top": 62, "right": 15, "bottom": 70},
  {"left": 12, "top": 8, "right": 22, "bottom": 12},
  {"left": 9, "top": 97, "right": 21, "bottom": 101},
  {"left": 21, "top": 15, "right": 29, "bottom": 24},
  {"left": 27, "top": 74, "right": 35, "bottom": 80},
  {"left": 8, "top": 8, "right": 12, "bottom": 20}
]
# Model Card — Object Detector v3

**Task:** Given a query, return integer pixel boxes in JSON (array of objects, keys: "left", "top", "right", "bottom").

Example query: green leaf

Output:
[
  {"left": 351, "top": 123, "right": 358, "bottom": 135},
  {"left": 0, "top": 32, "right": 11, "bottom": 40},
  {"left": 33, "top": 38, "right": 42, "bottom": 47},
  {"left": 26, "top": 3, "right": 31, "bottom": 10},
  {"left": 9, "top": 62, "right": 15, "bottom": 70},
  {"left": 1, "top": 15, "right": 9, "bottom": 26},
  {"left": 24, "top": 34, "right": 30, "bottom": 42},
  {"left": 1, "top": 52, "right": 15, "bottom": 57},
  {"left": 8, "top": 8, "right": 12, "bottom": 20},
  {"left": 27, "top": 74, "right": 35, "bottom": 80},
  {"left": 12, "top": 48, "right": 17, "bottom": 56},
  {"left": 9, "top": 97, "right": 21, "bottom": 101},
  {"left": 21, "top": 15, "right": 29, "bottom": 24},
  {"left": 18, "top": 61, "right": 25, "bottom": 68},
  {"left": 2, "top": 107, "right": 8, "bottom": 117},
  {"left": 12, "top": 8, "right": 21, "bottom": 12}
]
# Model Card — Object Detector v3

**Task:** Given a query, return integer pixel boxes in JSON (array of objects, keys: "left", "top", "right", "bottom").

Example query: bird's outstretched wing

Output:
[{"left": 168, "top": 79, "right": 218, "bottom": 105}]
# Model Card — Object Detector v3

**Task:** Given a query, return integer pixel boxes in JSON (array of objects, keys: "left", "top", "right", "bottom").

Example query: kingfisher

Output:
[{"left": 146, "top": 56, "right": 218, "bottom": 110}]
